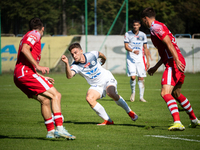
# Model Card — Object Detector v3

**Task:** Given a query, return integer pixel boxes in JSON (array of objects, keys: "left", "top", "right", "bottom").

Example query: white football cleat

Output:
[
  {"left": 130, "top": 93, "right": 135, "bottom": 102},
  {"left": 54, "top": 127, "right": 76, "bottom": 140},
  {"left": 46, "top": 130, "right": 55, "bottom": 138},
  {"left": 140, "top": 98, "right": 147, "bottom": 102}
]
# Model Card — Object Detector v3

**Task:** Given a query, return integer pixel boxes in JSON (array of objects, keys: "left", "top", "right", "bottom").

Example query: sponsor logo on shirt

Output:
[
  {"left": 27, "top": 35, "right": 37, "bottom": 45},
  {"left": 84, "top": 62, "right": 91, "bottom": 68}
]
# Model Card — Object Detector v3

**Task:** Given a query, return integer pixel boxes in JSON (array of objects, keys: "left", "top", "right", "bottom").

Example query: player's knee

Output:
[
  {"left": 42, "top": 98, "right": 51, "bottom": 106},
  {"left": 131, "top": 76, "right": 136, "bottom": 80},
  {"left": 107, "top": 92, "right": 119, "bottom": 101},
  {"left": 160, "top": 91, "right": 165, "bottom": 98},
  {"left": 56, "top": 92, "right": 62, "bottom": 100},
  {"left": 52, "top": 91, "right": 61, "bottom": 102},
  {"left": 86, "top": 95, "right": 97, "bottom": 107},
  {"left": 138, "top": 77, "right": 144, "bottom": 81},
  {"left": 172, "top": 90, "right": 180, "bottom": 99},
  {"left": 86, "top": 95, "right": 93, "bottom": 103}
]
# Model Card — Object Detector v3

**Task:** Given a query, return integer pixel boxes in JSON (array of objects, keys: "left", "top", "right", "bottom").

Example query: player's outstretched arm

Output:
[
  {"left": 148, "top": 59, "right": 162, "bottom": 76},
  {"left": 61, "top": 55, "right": 75, "bottom": 79},
  {"left": 98, "top": 52, "right": 106, "bottom": 66},
  {"left": 162, "top": 35, "right": 185, "bottom": 72},
  {"left": 21, "top": 43, "right": 49, "bottom": 74}
]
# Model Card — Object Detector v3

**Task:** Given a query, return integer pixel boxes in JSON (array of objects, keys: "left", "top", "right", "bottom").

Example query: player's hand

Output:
[
  {"left": 61, "top": 55, "right": 69, "bottom": 64},
  {"left": 45, "top": 77, "right": 55, "bottom": 84},
  {"left": 175, "top": 59, "right": 185, "bottom": 72},
  {"left": 36, "top": 65, "right": 49, "bottom": 75},
  {"left": 147, "top": 67, "right": 157, "bottom": 76},
  {"left": 132, "top": 50, "right": 139, "bottom": 55},
  {"left": 100, "top": 58, "right": 106, "bottom": 66},
  {"left": 146, "top": 61, "right": 150, "bottom": 70}
]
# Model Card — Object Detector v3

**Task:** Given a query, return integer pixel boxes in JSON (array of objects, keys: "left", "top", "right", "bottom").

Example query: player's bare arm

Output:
[
  {"left": 148, "top": 59, "right": 163, "bottom": 76},
  {"left": 143, "top": 43, "right": 150, "bottom": 69},
  {"left": 162, "top": 35, "right": 185, "bottom": 72},
  {"left": 61, "top": 55, "right": 75, "bottom": 79},
  {"left": 98, "top": 52, "right": 106, "bottom": 66},
  {"left": 124, "top": 43, "right": 139, "bottom": 55},
  {"left": 21, "top": 43, "right": 49, "bottom": 74}
]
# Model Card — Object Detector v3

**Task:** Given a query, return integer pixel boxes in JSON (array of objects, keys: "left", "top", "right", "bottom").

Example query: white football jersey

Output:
[
  {"left": 71, "top": 51, "right": 108, "bottom": 85},
  {"left": 124, "top": 31, "right": 147, "bottom": 62}
]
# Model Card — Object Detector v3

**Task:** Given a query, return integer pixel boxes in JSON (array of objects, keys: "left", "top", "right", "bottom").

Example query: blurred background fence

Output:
[{"left": 1, "top": 35, "right": 200, "bottom": 74}]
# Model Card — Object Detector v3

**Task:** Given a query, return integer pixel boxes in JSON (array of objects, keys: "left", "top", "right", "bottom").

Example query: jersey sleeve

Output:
[
  {"left": 90, "top": 51, "right": 99, "bottom": 59},
  {"left": 124, "top": 32, "right": 129, "bottom": 43},
  {"left": 70, "top": 64, "right": 79, "bottom": 74},
  {"left": 24, "top": 31, "right": 40, "bottom": 49},
  {"left": 151, "top": 24, "right": 168, "bottom": 41}
]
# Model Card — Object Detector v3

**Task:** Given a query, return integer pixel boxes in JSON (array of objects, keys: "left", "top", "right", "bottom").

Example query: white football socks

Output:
[
  {"left": 115, "top": 96, "right": 131, "bottom": 113},
  {"left": 130, "top": 79, "right": 136, "bottom": 94},
  {"left": 138, "top": 80, "right": 145, "bottom": 99},
  {"left": 93, "top": 102, "right": 111, "bottom": 122}
]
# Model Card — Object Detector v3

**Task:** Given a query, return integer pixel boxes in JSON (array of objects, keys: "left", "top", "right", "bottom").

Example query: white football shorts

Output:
[
  {"left": 89, "top": 71, "right": 118, "bottom": 98},
  {"left": 127, "top": 58, "right": 146, "bottom": 77}
]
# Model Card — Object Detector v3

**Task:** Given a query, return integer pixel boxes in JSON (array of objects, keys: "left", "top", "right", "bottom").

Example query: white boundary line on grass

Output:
[
  {"left": 145, "top": 135, "right": 200, "bottom": 143},
  {"left": 118, "top": 88, "right": 200, "bottom": 91}
]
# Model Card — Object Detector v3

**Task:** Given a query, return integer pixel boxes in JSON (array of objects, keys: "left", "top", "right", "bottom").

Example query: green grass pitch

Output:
[{"left": 0, "top": 73, "right": 200, "bottom": 150}]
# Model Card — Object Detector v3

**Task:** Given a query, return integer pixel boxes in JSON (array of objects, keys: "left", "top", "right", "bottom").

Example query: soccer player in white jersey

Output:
[
  {"left": 124, "top": 20, "right": 150, "bottom": 102},
  {"left": 61, "top": 43, "right": 138, "bottom": 125}
]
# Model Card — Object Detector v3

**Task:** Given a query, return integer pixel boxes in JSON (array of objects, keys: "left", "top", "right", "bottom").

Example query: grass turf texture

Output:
[{"left": 0, "top": 73, "right": 200, "bottom": 150}]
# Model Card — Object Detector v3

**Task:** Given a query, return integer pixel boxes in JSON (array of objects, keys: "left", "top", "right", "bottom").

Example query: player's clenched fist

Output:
[{"left": 61, "top": 55, "right": 69, "bottom": 63}]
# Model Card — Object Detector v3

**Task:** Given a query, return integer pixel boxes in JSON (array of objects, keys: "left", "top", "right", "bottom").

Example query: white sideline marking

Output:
[
  {"left": 145, "top": 135, "right": 200, "bottom": 143},
  {"left": 118, "top": 88, "right": 200, "bottom": 91}
]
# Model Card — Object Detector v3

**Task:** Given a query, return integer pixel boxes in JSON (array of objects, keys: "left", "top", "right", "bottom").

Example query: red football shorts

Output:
[
  {"left": 161, "top": 59, "right": 185, "bottom": 86},
  {"left": 14, "top": 72, "right": 53, "bottom": 98}
]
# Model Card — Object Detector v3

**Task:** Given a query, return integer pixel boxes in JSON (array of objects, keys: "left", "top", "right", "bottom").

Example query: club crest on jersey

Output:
[
  {"left": 138, "top": 36, "right": 144, "bottom": 41},
  {"left": 91, "top": 60, "right": 96, "bottom": 65}
]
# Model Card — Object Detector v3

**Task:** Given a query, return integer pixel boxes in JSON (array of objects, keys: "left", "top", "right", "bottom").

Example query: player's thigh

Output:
[
  {"left": 106, "top": 85, "right": 119, "bottom": 100},
  {"left": 161, "top": 84, "right": 174, "bottom": 97},
  {"left": 172, "top": 84, "right": 182, "bottom": 98},
  {"left": 33, "top": 94, "right": 50, "bottom": 105},
  {"left": 127, "top": 59, "right": 137, "bottom": 76},
  {"left": 87, "top": 88, "right": 101, "bottom": 101},
  {"left": 136, "top": 62, "right": 146, "bottom": 77},
  {"left": 40, "top": 86, "right": 61, "bottom": 100}
]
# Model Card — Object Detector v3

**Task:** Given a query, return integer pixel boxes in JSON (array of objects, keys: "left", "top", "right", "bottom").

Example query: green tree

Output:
[{"left": 1, "top": 0, "right": 61, "bottom": 35}]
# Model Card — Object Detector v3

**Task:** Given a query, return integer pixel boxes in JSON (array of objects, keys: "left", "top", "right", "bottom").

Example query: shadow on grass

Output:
[
  {"left": 64, "top": 120, "right": 163, "bottom": 129},
  {"left": 0, "top": 135, "right": 67, "bottom": 141}
]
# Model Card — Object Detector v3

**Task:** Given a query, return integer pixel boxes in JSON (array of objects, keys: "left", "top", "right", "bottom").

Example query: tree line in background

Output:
[{"left": 1, "top": 0, "right": 200, "bottom": 36}]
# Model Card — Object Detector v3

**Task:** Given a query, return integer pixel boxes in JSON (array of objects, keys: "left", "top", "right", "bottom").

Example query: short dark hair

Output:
[
  {"left": 133, "top": 20, "right": 140, "bottom": 24},
  {"left": 29, "top": 17, "right": 43, "bottom": 30},
  {"left": 141, "top": 7, "right": 156, "bottom": 18},
  {"left": 68, "top": 43, "right": 82, "bottom": 52}
]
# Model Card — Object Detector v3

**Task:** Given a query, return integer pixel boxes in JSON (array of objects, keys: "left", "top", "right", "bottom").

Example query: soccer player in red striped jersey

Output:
[
  {"left": 14, "top": 18, "right": 75, "bottom": 139},
  {"left": 141, "top": 7, "right": 200, "bottom": 130}
]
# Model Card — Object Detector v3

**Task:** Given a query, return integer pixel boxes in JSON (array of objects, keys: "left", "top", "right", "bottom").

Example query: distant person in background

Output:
[
  {"left": 14, "top": 17, "right": 75, "bottom": 139},
  {"left": 143, "top": 43, "right": 153, "bottom": 65},
  {"left": 61, "top": 43, "right": 138, "bottom": 125},
  {"left": 141, "top": 7, "right": 200, "bottom": 130},
  {"left": 124, "top": 20, "right": 150, "bottom": 102}
]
